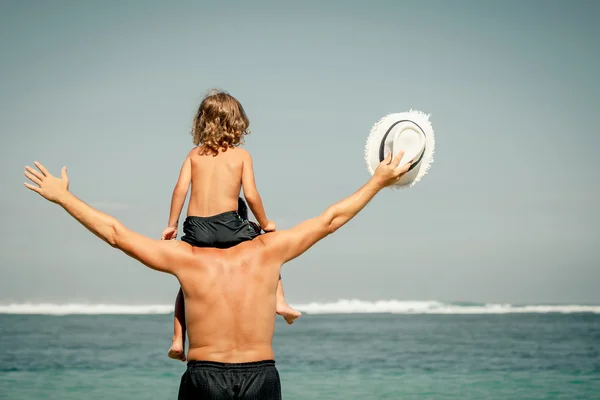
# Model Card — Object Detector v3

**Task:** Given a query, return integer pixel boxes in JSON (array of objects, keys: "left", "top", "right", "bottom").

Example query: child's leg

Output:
[
  {"left": 275, "top": 275, "right": 302, "bottom": 325},
  {"left": 167, "top": 287, "right": 187, "bottom": 361},
  {"left": 229, "top": 207, "right": 301, "bottom": 324}
]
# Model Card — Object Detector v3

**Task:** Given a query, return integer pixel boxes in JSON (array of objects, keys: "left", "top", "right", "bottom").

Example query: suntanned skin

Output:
[
  {"left": 163, "top": 145, "right": 300, "bottom": 362},
  {"left": 165, "top": 146, "right": 273, "bottom": 228},
  {"left": 23, "top": 151, "right": 411, "bottom": 363}
]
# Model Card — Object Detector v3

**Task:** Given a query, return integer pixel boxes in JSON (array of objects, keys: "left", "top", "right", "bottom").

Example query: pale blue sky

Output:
[{"left": 1, "top": 0, "right": 598, "bottom": 304}]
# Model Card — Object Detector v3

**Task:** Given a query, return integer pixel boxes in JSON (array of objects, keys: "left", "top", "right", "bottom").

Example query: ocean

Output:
[{"left": 1, "top": 301, "right": 599, "bottom": 399}]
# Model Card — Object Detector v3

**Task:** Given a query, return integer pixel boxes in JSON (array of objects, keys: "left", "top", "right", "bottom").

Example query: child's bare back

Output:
[{"left": 187, "top": 146, "right": 249, "bottom": 218}]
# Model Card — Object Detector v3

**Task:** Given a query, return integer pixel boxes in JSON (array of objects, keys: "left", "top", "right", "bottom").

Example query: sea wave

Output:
[
  {"left": 0, "top": 303, "right": 173, "bottom": 315},
  {"left": 293, "top": 300, "right": 600, "bottom": 314},
  {"left": 1, "top": 300, "right": 599, "bottom": 315}
]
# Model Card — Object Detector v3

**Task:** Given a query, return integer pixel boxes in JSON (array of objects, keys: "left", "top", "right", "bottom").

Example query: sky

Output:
[{"left": 0, "top": 0, "right": 598, "bottom": 305}]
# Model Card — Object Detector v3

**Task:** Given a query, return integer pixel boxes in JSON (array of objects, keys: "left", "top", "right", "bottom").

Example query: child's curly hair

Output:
[{"left": 191, "top": 89, "right": 250, "bottom": 155}]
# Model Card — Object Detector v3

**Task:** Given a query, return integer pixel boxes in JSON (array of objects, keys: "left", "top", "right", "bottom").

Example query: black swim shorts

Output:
[
  {"left": 181, "top": 211, "right": 260, "bottom": 249},
  {"left": 178, "top": 360, "right": 282, "bottom": 400}
]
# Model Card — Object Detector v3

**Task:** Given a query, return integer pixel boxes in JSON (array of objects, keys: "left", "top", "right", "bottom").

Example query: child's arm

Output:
[
  {"left": 241, "top": 151, "right": 273, "bottom": 231},
  {"left": 163, "top": 153, "right": 192, "bottom": 239}
]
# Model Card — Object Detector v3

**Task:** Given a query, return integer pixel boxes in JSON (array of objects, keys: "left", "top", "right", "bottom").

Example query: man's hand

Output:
[
  {"left": 162, "top": 226, "right": 178, "bottom": 240},
  {"left": 24, "top": 162, "right": 69, "bottom": 203},
  {"left": 372, "top": 151, "right": 413, "bottom": 188},
  {"left": 262, "top": 220, "right": 276, "bottom": 233}
]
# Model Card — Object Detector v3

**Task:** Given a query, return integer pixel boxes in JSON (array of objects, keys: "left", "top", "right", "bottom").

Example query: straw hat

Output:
[{"left": 364, "top": 110, "right": 435, "bottom": 188}]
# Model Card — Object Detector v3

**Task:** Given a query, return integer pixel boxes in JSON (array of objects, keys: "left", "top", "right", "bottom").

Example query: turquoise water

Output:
[{"left": 1, "top": 313, "right": 599, "bottom": 399}]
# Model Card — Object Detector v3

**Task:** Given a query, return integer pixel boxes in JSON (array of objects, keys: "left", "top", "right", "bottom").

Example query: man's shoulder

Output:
[
  {"left": 254, "top": 232, "right": 281, "bottom": 254},
  {"left": 169, "top": 239, "right": 198, "bottom": 258},
  {"left": 226, "top": 237, "right": 268, "bottom": 259},
  {"left": 179, "top": 245, "right": 221, "bottom": 269},
  {"left": 238, "top": 236, "right": 283, "bottom": 268}
]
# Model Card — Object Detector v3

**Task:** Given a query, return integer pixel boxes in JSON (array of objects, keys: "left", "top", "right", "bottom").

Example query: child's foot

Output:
[
  {"left": 167, "top": 338, "right": 186, "bottom": 362},
  {"left": 276, "top": 303, "right": 302, "bottom": 325}
]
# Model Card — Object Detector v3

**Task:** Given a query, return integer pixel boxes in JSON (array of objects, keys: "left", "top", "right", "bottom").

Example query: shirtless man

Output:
[{"left": 23, "top": 151, "right": 413, "bottom": 400}]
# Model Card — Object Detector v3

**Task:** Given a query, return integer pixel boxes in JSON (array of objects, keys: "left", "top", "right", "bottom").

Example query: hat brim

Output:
[{"left": 364, "top": 110, "right": 435, "bottom": 188}]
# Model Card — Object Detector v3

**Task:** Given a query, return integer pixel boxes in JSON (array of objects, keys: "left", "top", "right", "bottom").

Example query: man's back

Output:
[
  {"left": 179, "top": 238, "right": 280, "bottom": 363},
  {"left": 188, "top": 147, "right": 246, "bottom": 217}
]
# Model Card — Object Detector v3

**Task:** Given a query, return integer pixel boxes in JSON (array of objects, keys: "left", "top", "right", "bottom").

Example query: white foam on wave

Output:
[
  {"left": 292, "top": 300, "right": 600, "bottom": 314},
  {"left": 1, "top": 300, "right": 599, "bottom": 315},
  {"left": 0, "top": 303, "right": 173, "bottom": 315}
]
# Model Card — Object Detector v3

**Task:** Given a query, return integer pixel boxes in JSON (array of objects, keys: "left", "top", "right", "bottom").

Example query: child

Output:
[{"left": 162, "top": 89, "right": 302, "bottom": 362}]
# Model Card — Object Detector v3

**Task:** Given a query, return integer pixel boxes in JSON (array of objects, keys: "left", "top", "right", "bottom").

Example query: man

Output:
[{"left": 23, "top": 151, "right": 412, "bottom": 400}]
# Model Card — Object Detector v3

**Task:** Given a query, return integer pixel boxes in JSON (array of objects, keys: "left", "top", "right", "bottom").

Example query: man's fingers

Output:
[
  {"left": 25, "top": 166, "right": 44, "bottom": 181},
  {"left": 24, "top": 170, "right": 42, "bottom": 185},
  {"left": 394, "top": 157, "right": 416, "bottom": 175},
  {"left": 395, "top": 163, "right": 411, "bottom": 175},
  {"left": 391, "top": 150, "right": 405, "bottom": 167},
  {"left": 23, "top": 182, "right": 41, "bottom": 193},
  {"left": 384, "top": 152, "right": 393, "bottom": 165},
  {"left": 34, "top": 161, "right": 49, "bottom": 177},
  {"left": 61, "top": 166, "right": 68, "bottom": 180}
]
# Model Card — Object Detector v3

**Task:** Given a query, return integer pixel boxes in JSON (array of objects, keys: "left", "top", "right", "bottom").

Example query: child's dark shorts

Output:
[{"left": 181, "top": 211, "right": 261, "bottom": 249}]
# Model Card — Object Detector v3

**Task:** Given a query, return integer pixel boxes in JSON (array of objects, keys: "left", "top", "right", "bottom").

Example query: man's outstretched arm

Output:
[
  {"left": 23, "top": 162, "right": 192, "bottom": 274},
  {"left": 261, "top": 151, "right": 413, "bottom": 264}
]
